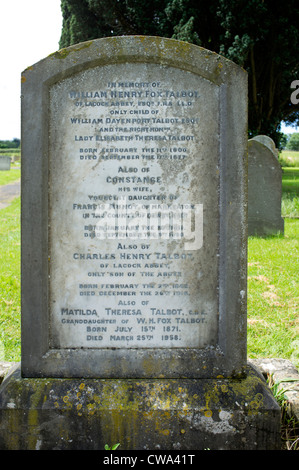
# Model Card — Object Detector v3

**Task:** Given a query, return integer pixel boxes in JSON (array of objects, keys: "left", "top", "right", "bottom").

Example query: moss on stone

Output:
[{"left": 49, "top": 41, "right": 93, "bottom": 60}]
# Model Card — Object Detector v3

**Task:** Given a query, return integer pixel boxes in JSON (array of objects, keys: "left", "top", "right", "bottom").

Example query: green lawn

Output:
[
  {"left": 0, "top": 197, "right": 20, "bottom": 361},
  {"left": 247, "top": 219, "right": 298, "bottom": 368},
  {"left": 282, "top": 167, "right": 299, "bottom": 195},
  {"left": 279, "top": 150, "right": 299, "bottom": 167},
  {"left": 282, "top": 168, "right": 299, "bottom": 218},
  {"left": 0, "top": 168, "right": 21, "bottom": 187}
]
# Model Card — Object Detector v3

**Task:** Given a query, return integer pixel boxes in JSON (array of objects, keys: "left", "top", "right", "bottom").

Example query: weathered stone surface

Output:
[
  {"left": 248, "top": 137, "right": 284, "bottom": 236},
  {"left": 0, "top": 362, "right": 16, "bottom": 384},
  {"left": 21, "top": 36, "right": 248, "bottom": 379},
  {"left": 0, "top": 363, "right": 281, "bottom": 450},
  {"left": 251, "top": 135, "right": 278, "bottom": 159},
  {"left": 250, "top": 358, "right": 299, "bottom": 421},
  {"left": 0, "top": 156, "right": 11, "bottom": 171}
]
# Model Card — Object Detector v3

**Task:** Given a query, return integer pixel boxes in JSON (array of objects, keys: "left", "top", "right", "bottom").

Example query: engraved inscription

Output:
[{"left": 48, "top": 63, "right": 219, "bottom": 349}]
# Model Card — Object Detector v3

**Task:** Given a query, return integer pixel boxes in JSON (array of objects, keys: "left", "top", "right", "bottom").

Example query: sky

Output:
[
  {"left": 0, "top": 1, "right": 297, "bottom": 140},
  {"left": 0, "top": 0, "right": 62, "bottom": 140}
]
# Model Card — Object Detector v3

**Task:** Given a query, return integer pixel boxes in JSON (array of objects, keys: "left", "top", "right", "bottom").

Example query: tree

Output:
[
  {"left": 286, "top": 133, "right": 299, "bottom": 151},
  {"left": 0, "top": 138, "right": 20, "bottom": 149},
  {"left": 59, "top": 0, "right": 299, "bottom": 148}
]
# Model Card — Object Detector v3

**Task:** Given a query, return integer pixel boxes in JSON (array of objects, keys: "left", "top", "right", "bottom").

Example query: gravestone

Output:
[
  {"left": 0, "top": 36, "right": 281, "bottom": 450},
  {"left": 248, "top": 137, "right": 284, "bottom": 236},
  {"left": 252, "top": 135, "right": 279, "bottom": 159},
  {"left": 0, "top": 155, "right": 11, "bottom": 170}
]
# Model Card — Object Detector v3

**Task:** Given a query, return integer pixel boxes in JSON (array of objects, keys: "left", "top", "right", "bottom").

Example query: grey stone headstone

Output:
[
  {"left": 0, "top": 156, "right": 11, "bottom": 171},
  {"left": 252, "top": 135, "right": 278, "bottom": 159},
  {"left": 248, "top": 138, "right": 284, "bottom": 236},
  {"left": 21, "top": 36, "right": 248, "bottom": 379}
]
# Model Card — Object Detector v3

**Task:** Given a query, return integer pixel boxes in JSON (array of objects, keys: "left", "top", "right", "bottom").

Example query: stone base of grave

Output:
[
  {"left": 248, "top": 217, "right": 284, "bottom": 237},
  {"left": 0, "top": 363, "right": 281, "bottom": 450}
]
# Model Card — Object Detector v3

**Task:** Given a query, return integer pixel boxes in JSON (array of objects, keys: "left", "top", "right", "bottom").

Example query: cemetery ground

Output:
[{"left": 0, "top": 151, "right": 298, "bottom": 449}]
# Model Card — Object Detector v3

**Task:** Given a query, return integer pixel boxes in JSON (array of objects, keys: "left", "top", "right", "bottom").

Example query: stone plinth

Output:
[{"left": 0, "top": 363, "right": 281, "bottom": 450}]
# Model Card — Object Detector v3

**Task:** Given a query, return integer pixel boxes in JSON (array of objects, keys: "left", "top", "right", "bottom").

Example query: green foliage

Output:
[
  {"left": 281, "top": 167, "right": 299, "bottom": 218},
  {"left": 279, "top": 150, "right": 299, "bottom": 168},
  {"left": 0, "top": 197, "right": 21, "bottom": 362},
  {"left": 286, "top": 133, "right": 299, "bottom": 151},
  {"left": 0, "top": 139, "right": 20, "bottom": 149},
  {"left": 59, "top": 1, "right": 299, "bottom": 148},
  {"left": 59, "top": 0, "right": 173, "bottom": 45},
  {"left": 0, "top": 169, "right": 21, "bottom": 187},
  {"left": 104, "top": 443, "right": 120, "bottom": 450},
  {"left": 247, "top": 219, "right": 299, "bottom": 369},
  {"left": 268, "top": 375, "right": 299, "bottom": 450}
]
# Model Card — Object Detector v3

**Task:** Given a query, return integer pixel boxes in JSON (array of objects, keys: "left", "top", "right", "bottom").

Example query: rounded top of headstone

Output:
[
  {"left": 248, "top": 139, "right": 282, "bottom": 172},
  {"left": 250, "top": 135, "right": 278, "bottom": 159},
  {"left": 21, "top": 35, "right": 247, "bottom": 88}
]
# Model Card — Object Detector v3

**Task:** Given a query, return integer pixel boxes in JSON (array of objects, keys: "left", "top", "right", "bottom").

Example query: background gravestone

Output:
[
  {"left": 248, "top": 137, "right": 284, "bottom": 236},
  {"left": 0, "top": 36, "right": 281, "bottom": 450},
  {"left": 0, "top": 156, "right": 11, "bottom": 171},
  {"left": 252, "top": 135, "right": 279, "bottom": 159}
]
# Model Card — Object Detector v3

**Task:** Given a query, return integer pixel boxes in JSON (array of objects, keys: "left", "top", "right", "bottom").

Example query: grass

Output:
[
  {"left": 249, "top": 165, "right": 298, "bottom": 370},
  {"left": 0, "top": 197, "right": 20, "bottom": 361},
  {"left": 247, "top": 219, "right": 299, "bottom": 368},
  {"left": 0, "top": 168, "right": 21, "bottom": 187},
  {"left": 268, "top": 375, "right": 299, "bottom": 450},
  {"left": 0, "top": 148, "right": 21, "bottom": 157},
  {"left": 281, "top": 168, "right": 299, "bottom": 218},
  {"left": 279, "top": 150, "right": 299, "bottom": 168},
  {"left": 282, "top": 167, "right": 299, "bottom": 195}
]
